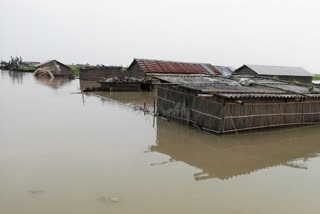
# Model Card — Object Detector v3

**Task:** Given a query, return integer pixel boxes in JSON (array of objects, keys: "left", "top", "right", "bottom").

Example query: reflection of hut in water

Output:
[
  {"left": 80, "top": 79, "right": 102, "bottom": 91},
  {"left": 95, "top": 90, "right": 157, "bottom": 109},
  {"left": 34, "top": 76, "right": 72, "bottom": 89},
  {"left": 151, "top": 119, "right": 320, "bottom": 180},
  {"left": 157, "top": 76, "right": 320, "bottom": 134},
  {"left": 34, "top": 60, "right": 73, "bottom": 78}
]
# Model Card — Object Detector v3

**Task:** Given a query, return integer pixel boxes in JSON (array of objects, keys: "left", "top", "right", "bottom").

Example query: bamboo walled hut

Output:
[
  {"left": 79, "top": 66, "right": 127, "bottom": 81},
  {"left": 79, "top": 59, "right": 233, "bottom": 92},
  {"left": 34, "top": 60, "right": 73, "bottom": 78},
  {"left": 156, "top": 75, "right": 320, "bottom": 134},
  {"left": 79, "top": 66, "right": 151, "bottom": 92},
  {"left": 234, "top": 65, "right": 313, "bottom": 84},
  {"left": 127, "top": 58, "right": 233, "bottom": 77}
]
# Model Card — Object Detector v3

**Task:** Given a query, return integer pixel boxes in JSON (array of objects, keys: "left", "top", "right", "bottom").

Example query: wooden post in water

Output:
[
  {"left": 153, "top": 97, "right": 156, "bottom": 114},
  {"left": 82, "top": 93, "right": 85, "bottom": 104}
]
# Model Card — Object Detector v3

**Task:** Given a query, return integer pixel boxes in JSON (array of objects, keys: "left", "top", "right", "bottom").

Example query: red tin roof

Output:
[
  {"left": 128, "top": 59, "right": 213, "bottom": 74},
  {"left": 128, "top": 59, "right": 234, "bottom": 76}
]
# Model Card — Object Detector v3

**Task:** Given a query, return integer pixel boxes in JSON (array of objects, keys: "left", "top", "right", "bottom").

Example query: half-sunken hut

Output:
[
  {"left": 34, "top": 60, "right": 73, "bottom": 78},
  {"left": 157, "top": 75, "right": 320, "bottom": 134}
]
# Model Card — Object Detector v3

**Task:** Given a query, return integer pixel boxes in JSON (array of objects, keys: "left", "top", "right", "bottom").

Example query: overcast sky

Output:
[{"left": 1, "top": 0, "right": 319, "bottom": 73}]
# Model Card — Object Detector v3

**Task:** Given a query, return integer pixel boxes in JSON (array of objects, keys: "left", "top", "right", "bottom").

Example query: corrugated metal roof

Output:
[
  {"left": 129, "top": 59, "right": 232, "bottom": 75},
  {"left": 218, "top": 93, "right": 304, "bottom": 99},
  {"left": 135, "top": 59, "right": 211, "bottom": 74},
  {"left": 243, "top": 65, "right": 312, "bottom": 77},
  {"left": 200, "top": 64, "right": 216, "bottom": 75},
  {"left": 157, "top": 76, "right": 285, "bottom": 94},
  {"left": 36, "top": 60, "right": 56, "bottom": 67},
  {"left": 212, "top": 66, "right": 233, "bottom": 77},
  {"left": 36, "top": 59, "right": 70, "bottom": 68},
  {"left": 157, "top": 76, "right": 320, "bottom": 99}
]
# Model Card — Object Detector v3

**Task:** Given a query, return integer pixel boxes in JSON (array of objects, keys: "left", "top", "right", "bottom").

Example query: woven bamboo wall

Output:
[
  {"left": 157, "top": 85, "right": 224, "bottom": 133},
  {"left": 223, "top": 98, "right": 320, "bottom": 133},
  {"left": 79, "top": 67, "right": 145, "bottom": 81},
  {"left": 157, "top": 85, "right": 320, "bottom": 134}
]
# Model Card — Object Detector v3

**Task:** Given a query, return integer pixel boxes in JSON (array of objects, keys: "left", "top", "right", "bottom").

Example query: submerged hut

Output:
[
  {"left": 127, "top": 58, "right": 233, "bottom": 77},
  {"left": 34, "top": 60, "right": 73, "bottom": 78},
  {"left": 80, "top": 66, "right": 152, "bottom": 92},
  {"left": 157, "top": 76, "right": 320, "bottom": 134},
  {"left": 0, "top": 61, "right": 7, "bottom": 69},
  {"left": 234, "top": 65, "right": 313, "bottom": 84},
  {"left": 79, "top": 66, "right": 125, "bottom": 81}
]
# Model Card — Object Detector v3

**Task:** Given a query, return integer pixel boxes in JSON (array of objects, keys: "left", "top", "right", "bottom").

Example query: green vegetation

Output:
[
  {"left": 232, "top": 76, "right": 240, "bottom": 81},
  {"left": 313, "top": 74, "right": 320, "bottom": 81},
  {"left": 120, "top": 67, "right": 127, "bottom": 72},
  {"left": 68, "top": 65, "right": 80, "bottom": 77},
  {"left": 20, "top": 66, "right": 36, "bottom": 72}
]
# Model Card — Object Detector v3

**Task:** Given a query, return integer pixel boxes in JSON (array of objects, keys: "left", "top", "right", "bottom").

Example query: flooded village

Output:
[
  {"left": 12, "top": 56, "right": 319, "bottom": 134},
  {"left": 2, "top": 56, "right": 320, "bottom": 214},
  {"left": 3, "top": 0, "right": 320, "bottom": 212}
]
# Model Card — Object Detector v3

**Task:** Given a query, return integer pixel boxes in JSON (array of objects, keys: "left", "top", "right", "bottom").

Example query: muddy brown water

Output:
[{"left": 1, "top": 70, "right": 320, "bottom": 214}]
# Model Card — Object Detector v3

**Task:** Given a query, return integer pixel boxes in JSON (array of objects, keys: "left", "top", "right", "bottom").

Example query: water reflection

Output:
[
  {"left": 1, "top": 69, "right": 25, "bottom": 84},
  {"left": 78, "top": 83, "right": 320, "bottom": 181},
  {"left": 34, "top": 76, "right": 72, "bottom": 89},
  {"left": 80, "top": 88, "right": 156, "bottom": 111},
  {"left": 151, "top": 118, "right": 320, "bottom": 180},
  {"left": 80, "top": 79, "right": 156, "bottom": 109},
  {"left": 79, "top": 79, "right": 101, "bottom": 90},
  {"left": 4, "top": 71, "right": 320, "bottom": 214},
  {"left": 96, "top": 90, "right": 156, "bottom": 109}
]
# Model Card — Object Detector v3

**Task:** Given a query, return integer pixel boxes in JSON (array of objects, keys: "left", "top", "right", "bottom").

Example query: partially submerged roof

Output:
[
  {"left": 36, "top": 60, "right": 70, "bottom": 69},
  {"left": 34, "top": 59, "right": 73, "bottom": 78},
  {"left": 236, "top": 64, "right": 312, "bottom": 77},
  {"left": 128, "top": 58, "right": 232, "bottom": 76},
  {"left": 157, "top": 76, "right": 320, "bottom": 99}
]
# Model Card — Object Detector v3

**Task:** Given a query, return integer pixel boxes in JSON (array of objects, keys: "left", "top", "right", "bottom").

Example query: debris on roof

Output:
[{"left": 156, "top": 75, "right": 320, "bottom": 99}]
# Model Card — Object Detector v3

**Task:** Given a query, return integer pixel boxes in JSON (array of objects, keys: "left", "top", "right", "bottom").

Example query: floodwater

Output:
[{"left": 1, "top": 70, "right": 320, "bottom": 214}]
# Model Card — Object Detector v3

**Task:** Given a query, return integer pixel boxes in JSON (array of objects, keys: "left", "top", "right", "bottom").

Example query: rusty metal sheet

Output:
[{"left": 136, "top": 59, "right": 210, "bottom": 74}]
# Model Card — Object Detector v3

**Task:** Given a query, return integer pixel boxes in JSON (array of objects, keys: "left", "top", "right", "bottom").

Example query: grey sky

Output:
[{"left": 1, "top": 0, "right": 319, "bottom": 73}]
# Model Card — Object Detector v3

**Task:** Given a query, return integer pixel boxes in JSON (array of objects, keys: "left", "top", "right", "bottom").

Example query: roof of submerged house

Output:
[
  {"left": 235, "top": 65, "right": 312, "bottom": 77},
  {"left": 36, "top": 60, "right": 70, "bottom": 69},
  {"left": 128, "top": 58, "right": 233, "bottom": 75},
  {"left": 34, "top": 59, "right": 73, "bottom": 78},
  {"left": 157, "top": 76, "right": 320, "bottom": 99}
]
